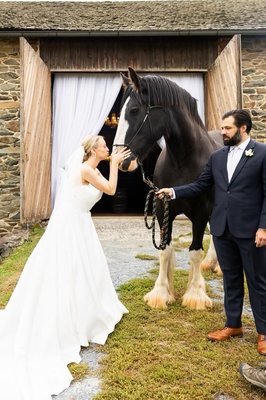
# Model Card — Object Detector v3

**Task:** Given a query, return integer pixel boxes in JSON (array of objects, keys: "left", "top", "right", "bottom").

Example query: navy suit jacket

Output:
[{"left": 173, "top": 139, "right": 266, "bottom": 238}]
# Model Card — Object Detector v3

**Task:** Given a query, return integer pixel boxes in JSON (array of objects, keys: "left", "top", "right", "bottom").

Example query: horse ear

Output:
[
  {"left": 120, "top": 72, "right": 131, "bottom": 89},
  {"left": 128, "top": 67, "right": 141, "bottom": 92}
]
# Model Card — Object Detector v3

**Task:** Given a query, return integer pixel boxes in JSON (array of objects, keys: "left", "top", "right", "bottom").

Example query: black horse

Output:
[{"left": 114, "top": 67, "right": 222, "bottom": 310}]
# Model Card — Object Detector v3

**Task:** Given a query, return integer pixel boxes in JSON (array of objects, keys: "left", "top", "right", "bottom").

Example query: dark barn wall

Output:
[{"left": 40, "top": 36, "right": 219, "bottom": 72}]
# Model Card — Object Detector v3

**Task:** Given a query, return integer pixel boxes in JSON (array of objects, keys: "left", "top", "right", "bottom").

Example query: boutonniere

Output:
[{"left": 245, "top": 149, "right": 254, "bottom": 157}]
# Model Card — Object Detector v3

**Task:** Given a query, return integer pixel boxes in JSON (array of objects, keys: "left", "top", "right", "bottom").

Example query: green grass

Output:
[
  {"left": 0, "top": 225, "right": 44, "bottom": 307},
  {"left": 93, "top": 271, "right": 262, "bottom": 400},
  {"left": 135, "top": 254, "right": 158, "bottom": 261},
  {"left": 68, "top": 362, "right": 91, "bottom": 380}
]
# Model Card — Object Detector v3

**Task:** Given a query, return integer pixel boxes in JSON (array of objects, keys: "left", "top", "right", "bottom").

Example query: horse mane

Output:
[{"left": 132, "top": 75, "right": 204, "bottom": 127}]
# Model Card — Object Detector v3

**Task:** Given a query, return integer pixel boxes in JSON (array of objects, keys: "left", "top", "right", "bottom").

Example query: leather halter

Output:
[{"left": 114, "top": 81, "right": 164, "bottom": 160}]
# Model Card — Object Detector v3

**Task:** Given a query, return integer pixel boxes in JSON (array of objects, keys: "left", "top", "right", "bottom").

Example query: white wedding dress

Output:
[{"left": 0, "top": 147, "right": 128, "bottom": 400}]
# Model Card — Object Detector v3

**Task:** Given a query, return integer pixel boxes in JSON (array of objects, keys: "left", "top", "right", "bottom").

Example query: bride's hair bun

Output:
[{"left": 82, "top": 135, "right": 103, "bottom": 162}]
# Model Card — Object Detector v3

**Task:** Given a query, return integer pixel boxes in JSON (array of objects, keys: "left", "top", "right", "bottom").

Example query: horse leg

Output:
[
  {"left": 182, "top": 249, "right": 213, "bottom": 310},
  {"left": 200, "top": 234, "right": 222, "bottom": 276},
  {"left": 144, "top": 244, "right": 176, "bottom": 309},
  {"left": 182, "top": 218, "right": 212, "bottom": 310}
]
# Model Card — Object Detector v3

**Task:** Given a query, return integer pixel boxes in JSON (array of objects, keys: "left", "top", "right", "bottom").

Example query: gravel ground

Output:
[{"left": 53, "top": 215, "right": 251, "bottom": 400}]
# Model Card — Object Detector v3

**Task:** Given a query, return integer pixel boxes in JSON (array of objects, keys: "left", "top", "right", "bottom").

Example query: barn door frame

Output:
[
  {"left": 205, "top": 34, "right": 242, "bottom": 131},
  {"left": 20, "top": 37, "right": 52, "bottom": 223}
]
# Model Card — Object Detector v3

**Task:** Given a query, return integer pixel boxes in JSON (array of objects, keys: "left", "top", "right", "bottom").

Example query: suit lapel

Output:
[{"left": 229, "top": 139, "right": 255, "bottom": 185}]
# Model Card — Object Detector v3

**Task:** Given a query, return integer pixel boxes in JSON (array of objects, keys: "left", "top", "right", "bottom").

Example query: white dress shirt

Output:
[{"left": 227, "top": 137, "right": 250, "bottom": 182}]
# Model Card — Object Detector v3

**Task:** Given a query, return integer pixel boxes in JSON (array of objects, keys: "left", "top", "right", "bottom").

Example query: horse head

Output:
[{"left": 113, "top": 67, "right": 168, "bottom": 172}]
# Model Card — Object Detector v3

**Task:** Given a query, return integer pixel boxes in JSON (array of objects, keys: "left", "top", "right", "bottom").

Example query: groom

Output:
[{"left": 156, "top": 109, "right": 266, "bottom": 355}]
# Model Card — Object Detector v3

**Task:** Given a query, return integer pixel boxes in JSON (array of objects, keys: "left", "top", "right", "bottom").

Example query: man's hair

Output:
[{"left": 222, "top": 109, "right": 252, "bottom": 134}]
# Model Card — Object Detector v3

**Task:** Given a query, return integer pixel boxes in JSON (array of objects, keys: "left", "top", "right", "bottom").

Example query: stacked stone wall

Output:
[
  {"left": 0, "top": 38, "right": 20, "bottom": 236},
  {"left": 242, "top": 37, "right": 266, "bottom": 142}
]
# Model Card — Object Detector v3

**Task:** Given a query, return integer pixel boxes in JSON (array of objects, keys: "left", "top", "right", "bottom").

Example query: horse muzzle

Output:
[{"left": 118, "top": 156, "right": 138, "bottom": 172}]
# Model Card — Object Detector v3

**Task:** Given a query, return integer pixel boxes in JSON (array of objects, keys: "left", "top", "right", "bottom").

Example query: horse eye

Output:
[{"left": 130, "top": 107, "right": 139, "bottom": 114}]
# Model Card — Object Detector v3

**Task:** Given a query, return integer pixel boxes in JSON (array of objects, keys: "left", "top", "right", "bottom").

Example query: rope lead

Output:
[
  {"left": 144, "top": 189, "right": 170, "bottom": 250},
  {"left": 138, "top": 161, "right": 171, "bottom": 250}
]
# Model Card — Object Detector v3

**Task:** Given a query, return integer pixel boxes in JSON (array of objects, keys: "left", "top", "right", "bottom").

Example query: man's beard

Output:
[{"left": 223, "top": 128, "right": 242, "bottom": 146}]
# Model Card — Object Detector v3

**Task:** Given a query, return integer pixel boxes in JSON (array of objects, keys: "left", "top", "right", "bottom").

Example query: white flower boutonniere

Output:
[{"left": 245, "top": 149, "right": 254, "bottom": 157}]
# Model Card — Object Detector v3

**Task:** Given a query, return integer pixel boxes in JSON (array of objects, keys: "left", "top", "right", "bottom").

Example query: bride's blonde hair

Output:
[{"left": 82, "top": 135, "right": 103, "bottom": 162}]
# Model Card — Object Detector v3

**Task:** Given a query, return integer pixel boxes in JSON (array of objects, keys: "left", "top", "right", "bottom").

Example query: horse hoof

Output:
[
  {"left": 182, "top": 292, "right": 213, "bottom": 310},
  {"left": 144, "top": 293, "right": 168, "bottom": 309},
  {"left": 143, "top": 290, "right": 176, "bottom": 309}
]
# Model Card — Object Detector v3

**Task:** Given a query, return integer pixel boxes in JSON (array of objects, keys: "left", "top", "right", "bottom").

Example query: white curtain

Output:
[
  {"left": 150, "top": 73, "right": 204, "bottom": 149},
  {"left": 51, "top": 73, "right": 122, "bottom": 203},
  {"left": 161, "top": 73, "right": 205, "bottom": 122}
]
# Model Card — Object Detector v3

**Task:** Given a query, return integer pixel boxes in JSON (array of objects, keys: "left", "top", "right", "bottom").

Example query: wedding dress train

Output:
[{"left": 0, "top": 153, "right": 128, "bottom": 400}]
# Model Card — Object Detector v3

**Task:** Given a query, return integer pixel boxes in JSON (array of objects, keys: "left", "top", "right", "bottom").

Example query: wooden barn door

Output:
[
  {"left": 206, "top": 35, "right": 242, "bottom": 131},
  {"left": 20, "top": 38, "right": 52, "bottom": 223}
]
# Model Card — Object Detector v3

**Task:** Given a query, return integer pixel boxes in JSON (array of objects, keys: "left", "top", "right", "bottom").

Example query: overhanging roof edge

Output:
[{"left": 0, "top": 29, "right": 265, "bottom": 37}]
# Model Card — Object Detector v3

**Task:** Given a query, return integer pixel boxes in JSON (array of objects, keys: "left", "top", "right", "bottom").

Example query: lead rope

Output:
[{"left": 139, "top": 162, "right": 170, "bottom": 250}]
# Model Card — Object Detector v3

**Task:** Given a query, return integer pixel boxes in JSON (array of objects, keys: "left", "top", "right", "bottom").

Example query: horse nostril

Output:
[
  {"left": 118, "top": 162, "right": 129, "bottom": 172},
  {"left": 122, "top": 158, "right": 131, "bottom": 170}
]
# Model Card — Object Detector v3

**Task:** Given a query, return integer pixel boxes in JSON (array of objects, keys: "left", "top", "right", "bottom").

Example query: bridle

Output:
[
  {"left": 114, "top": 81, "right": 170, "bottom": 250},
  {"left": 114, "top": 80, "right": 164, "bottom": 185}
]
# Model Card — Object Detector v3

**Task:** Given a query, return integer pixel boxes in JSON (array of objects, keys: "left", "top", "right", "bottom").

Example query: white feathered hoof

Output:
[
  {"left": 144, "top": 288, "right": 176, "bottom": 309},
  {"left": 182, "top": 288, "right": 213, "bottom": 310}
]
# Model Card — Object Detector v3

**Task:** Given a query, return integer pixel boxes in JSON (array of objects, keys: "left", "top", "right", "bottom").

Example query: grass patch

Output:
[
  {"left": 68, "top": 362, "right": 91, "bottom": 380},
  {"left": 135, "top": 254, "right": 158, "bottom": 261},
  {"left": 0, "top": 225, "right": 44, "bottom": 307},
  {"left": 93, "top": 270, "right": 262, "bottom": 400}
]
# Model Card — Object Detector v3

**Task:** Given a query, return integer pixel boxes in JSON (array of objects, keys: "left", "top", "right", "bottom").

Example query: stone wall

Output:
[
  {"left": 242, "top": 37, "right": 266, "bottom": 142},
  {"left": 0, "top": 38, "right": 20, "bottom": 236}
]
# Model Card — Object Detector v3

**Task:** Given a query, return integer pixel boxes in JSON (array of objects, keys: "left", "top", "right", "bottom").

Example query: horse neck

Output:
[{"left": 165, "top": 114, "right": 214, "bottom": 163}]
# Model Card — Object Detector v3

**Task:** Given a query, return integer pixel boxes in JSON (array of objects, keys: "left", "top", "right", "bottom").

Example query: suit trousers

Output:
[{"left": 213, "top": 225, "right": 266, "bottom": 335}]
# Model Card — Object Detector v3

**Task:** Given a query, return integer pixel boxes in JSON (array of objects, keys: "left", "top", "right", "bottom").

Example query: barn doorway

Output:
[
  {"left": 20, "top": 36, "right": 242, "bottom": 223},
  {"left": 51, "top": 72, "right": 204, "bottom": 215}
]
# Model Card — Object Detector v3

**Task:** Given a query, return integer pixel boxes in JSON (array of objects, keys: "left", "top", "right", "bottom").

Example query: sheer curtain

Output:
[
  {"left": 153, "top": 73, "right": 204, "bottom": 149},
  {"left": 52, "top": 73, "right": 122, "bottom": 203},
  {"left": 161, "top": 73, "right": 204, "bottom": 122}
]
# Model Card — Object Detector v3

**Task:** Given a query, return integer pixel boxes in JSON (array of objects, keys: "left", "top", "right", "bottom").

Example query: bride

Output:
[{"left": 0, "top": 135, "right": 131, "bottom": 400}]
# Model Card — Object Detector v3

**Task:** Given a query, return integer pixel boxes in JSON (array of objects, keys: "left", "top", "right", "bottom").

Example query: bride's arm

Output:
[{"left": 81, "top": 149, "right": 131, "bottom": 195}]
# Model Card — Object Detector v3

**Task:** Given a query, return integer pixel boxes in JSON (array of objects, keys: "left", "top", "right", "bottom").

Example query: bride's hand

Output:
[{"left": 110, "top": 147, "right": 131, "bottom": 166}]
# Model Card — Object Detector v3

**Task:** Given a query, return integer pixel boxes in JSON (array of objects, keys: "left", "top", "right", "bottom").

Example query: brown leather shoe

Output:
[
  {"left": 207, "top": 327, "right": 243, "bottom": 341},
  {"left": 258, "top": 335, "right": 266, "bottom": 355}
]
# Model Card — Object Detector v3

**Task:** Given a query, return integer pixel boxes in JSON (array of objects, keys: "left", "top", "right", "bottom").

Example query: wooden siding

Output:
[
  {"left": 20, "top": 37, "right": 52, "bottom": 223},
  {"left": 205, "top": 35, "right": 242, "bottom": 131},
  {"left": 40, "top": 37, "right": 219, "bottom": 72}
]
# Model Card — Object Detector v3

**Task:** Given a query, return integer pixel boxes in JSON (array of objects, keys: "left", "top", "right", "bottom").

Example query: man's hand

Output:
[
  {"left": 156, "top": 188, "right": 173, "bottom": 200},
  {"left": 255, "top": 228, "right": 266, "bottom": 247}
]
